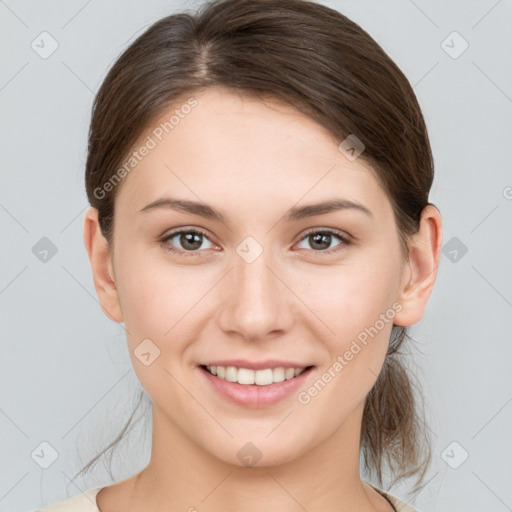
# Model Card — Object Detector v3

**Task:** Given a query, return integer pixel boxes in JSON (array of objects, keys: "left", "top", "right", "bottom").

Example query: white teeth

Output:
[
  {"left": 255, "top": 368, "right": 273, "bottom": 385},
  {"left": 238, "top": 368, "right": 255, "bottom": 385},
  {"left": 225, "top": 366, "right": 238, "bottom": 383},
  {"left": 285, "top": 368, "right": 295, "bottom": 380},
  {"left": 205, "top": 365, "right": 308, "bottom": 385},
  {"left": 273, "top": 367, "right": 285, "bottom": 383}
]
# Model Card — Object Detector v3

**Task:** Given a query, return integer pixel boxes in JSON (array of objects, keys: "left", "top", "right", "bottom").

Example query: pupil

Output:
[
  {"left": 181, "top": 232, "right": 202, "bottom": 250},
  {"left": 311, "top": 233, "right": 331, "bottom": 250}
]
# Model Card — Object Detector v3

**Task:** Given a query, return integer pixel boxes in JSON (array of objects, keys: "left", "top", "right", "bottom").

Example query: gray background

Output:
[{"left": 1, "top": 0, "right": 511, "bottom": 511}]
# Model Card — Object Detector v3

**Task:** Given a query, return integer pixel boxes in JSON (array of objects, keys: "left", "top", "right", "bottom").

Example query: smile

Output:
[
  {"left": 204, "top": 365, "right": 310, "bottom": 385},
  {"left": 198, "top": 364, "right": 316, "bottom": 408}
]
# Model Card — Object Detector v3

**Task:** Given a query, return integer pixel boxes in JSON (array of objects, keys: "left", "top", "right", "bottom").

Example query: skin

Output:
[{"left": 84, "top": 86, "right": 442, "bottom": 512}]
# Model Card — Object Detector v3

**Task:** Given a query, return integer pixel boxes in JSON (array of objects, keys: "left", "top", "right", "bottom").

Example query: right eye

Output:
[{"left": 160, "top": 228, "right": 217, "bottom": 256}]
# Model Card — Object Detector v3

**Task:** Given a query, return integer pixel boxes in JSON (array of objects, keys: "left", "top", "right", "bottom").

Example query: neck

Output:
[{"left": 124, "top": 401, "right": 393, "bottom": 512}]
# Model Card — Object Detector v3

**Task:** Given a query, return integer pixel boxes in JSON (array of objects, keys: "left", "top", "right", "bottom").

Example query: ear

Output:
[
  {"left": 83, "top": 207, "right": 124, "bottom": 323},
  {"left": 393, "top": 204, "right": 443, "bottom": 327}
]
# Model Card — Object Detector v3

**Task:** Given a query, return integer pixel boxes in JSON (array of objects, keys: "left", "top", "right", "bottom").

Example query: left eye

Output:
[
  {"left": 161, "top": 228, "right": 349, "bottom": 256},
  {"left": 295, "top": 229, "right": 349, "bottom": 253}
]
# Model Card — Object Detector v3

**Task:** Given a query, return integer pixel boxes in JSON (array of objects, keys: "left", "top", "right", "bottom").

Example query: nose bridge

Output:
[
  {"left": 236, "top": 244, "right": 274, "bottom": 301},
  {"left": 218, "top": 236, "right": 293, "bottom": 339}
]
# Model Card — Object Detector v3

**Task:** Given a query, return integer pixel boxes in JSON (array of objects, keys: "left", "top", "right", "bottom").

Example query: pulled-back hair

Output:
[{"left": 78, "top": 0, "right": 435, "bottom": 496}]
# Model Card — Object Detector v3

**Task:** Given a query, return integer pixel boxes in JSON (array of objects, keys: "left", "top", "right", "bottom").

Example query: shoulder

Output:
[
  {"left": 36, "top": 487, "right": 103, "bottom": 512},
  {"left": 369, "top": 484, "right": 418, "bottom": 512}
]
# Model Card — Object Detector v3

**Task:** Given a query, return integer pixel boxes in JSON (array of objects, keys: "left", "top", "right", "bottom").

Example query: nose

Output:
[{"left": 217, "top": 245, "right": 295, "bottom": 343}]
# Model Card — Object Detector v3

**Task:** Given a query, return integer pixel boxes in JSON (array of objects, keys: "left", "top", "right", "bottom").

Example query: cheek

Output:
[
  {"left": 298, "top": 249, "right": 402, "bottom": 385},
  {"left": 114, "top": 248, "right": 189, "bottom": 342},
  {"left": 309, "top": 257, "right": 400, "bottom": 338},
  {"left": 114, "top": 247, "right": 219, "bottom": 360},
  {"left": 294, "top": 268, "right": 398, "bottom": 425},
  {"left": 114, "top": 256, "right": 203, "bottom": 398}
]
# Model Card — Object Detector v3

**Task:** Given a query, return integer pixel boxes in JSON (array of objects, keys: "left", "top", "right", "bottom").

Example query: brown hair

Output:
[{"left": 78, "top": 0, "right": 435, "bottom": 496}]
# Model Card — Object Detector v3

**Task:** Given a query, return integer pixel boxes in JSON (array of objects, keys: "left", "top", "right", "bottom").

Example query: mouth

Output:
[
  {"left": 199, "top": 364, "right": 315, "bottom": 386},
  {"left": 198, "top": 364, "right": 316, "bottom": 408}
]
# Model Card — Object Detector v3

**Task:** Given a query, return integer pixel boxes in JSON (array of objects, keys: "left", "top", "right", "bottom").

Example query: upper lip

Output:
[{"left": 200, "top": 359, "right": 314, "bottom": 371}]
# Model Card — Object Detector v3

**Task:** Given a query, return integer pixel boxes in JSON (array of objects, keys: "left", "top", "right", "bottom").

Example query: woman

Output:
[{"left": 37, "top": 0, "right": 442, "bottom": 510}]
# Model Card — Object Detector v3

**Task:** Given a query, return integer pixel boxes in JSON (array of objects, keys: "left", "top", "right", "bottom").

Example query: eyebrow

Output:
[{"left": 138, "top": 197, "right": 374, "bottom": 221}]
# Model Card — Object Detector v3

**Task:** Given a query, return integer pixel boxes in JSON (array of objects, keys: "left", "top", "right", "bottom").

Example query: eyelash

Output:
[{"left": 160, "top": 227, "right": 351, "bottom": 257}]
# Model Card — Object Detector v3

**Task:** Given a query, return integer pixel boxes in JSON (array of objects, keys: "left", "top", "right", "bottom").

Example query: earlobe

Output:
[
  {"left": 393, "top": 204, "right": 443, "bottom": 327},
  {"left": 83, "top": 207, "right": 124, "bottom": 323}
]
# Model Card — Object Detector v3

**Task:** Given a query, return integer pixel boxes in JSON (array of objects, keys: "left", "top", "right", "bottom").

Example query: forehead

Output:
[{"left": 115, "top": 86, "right": 389, "bottom": 218}]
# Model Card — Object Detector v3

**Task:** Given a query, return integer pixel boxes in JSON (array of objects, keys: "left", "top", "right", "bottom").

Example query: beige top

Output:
[{"left": 37, "top": 484, "right": 417, "bottom": 511}]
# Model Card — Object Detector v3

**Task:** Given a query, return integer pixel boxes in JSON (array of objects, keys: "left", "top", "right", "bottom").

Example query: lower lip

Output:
[{"left": 198, "top": 365, "right": 315, "bottom": 408}]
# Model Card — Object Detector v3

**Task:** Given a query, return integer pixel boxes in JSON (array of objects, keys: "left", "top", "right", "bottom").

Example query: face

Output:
[{"left": 102, "top": 86, "right": 412, "bottom": 467}]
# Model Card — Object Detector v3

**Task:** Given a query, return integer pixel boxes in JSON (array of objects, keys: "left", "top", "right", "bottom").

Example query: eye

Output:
[
  {"left": 160, "top": 227, "right": 351, "bottom": 257},
  {"left": 295, "top": 228, "right": 350, "bottom": 255},
  {"left": 160, "top": 228, "right": 216, "bottom": 256}
]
